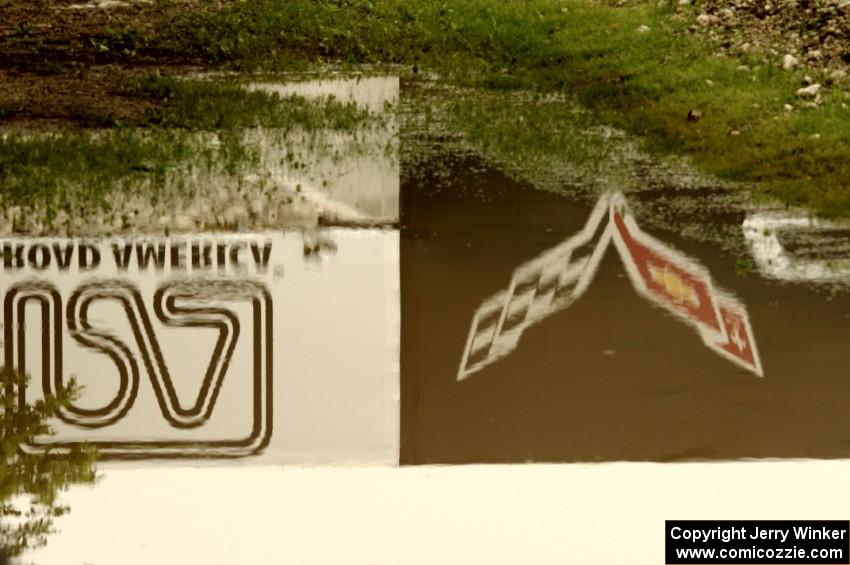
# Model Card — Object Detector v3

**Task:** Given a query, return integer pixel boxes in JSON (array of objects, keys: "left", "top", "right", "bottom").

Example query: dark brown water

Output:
[
  {"left": 7, "top": 140, "right": 850, "bottom": 564},
  {"left": 400, "top": 152, "right": 850, "bottom": 464}
]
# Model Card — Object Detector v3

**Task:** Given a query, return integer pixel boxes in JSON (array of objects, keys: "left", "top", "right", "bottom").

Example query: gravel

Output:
[{"left": 684, "top": 0, "right": 850, "bottom": 81}]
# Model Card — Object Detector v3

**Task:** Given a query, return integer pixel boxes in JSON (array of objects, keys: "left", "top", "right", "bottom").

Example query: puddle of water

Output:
[
  {"left": 9, "top": 73, "right": 850, "bottom": 562},
  {"left": 2, "top": 72, "right": 402, "bottom": 562},
  {"left": 401, "top": 81, "right": 761, "bottom": 258},
  {"left": 744, "top": 210, "right": 850, "bottom": 283},
  {"left": 245, "top": 76, "right": 400, "bottom": 224},
  {"left": 63, "top": 0, "right": 150, "bottom": 8},
  {"left": 400, "top": 151, "right": 850, "bottom": 464},
  {"left": 2, "top": 74, "right": 398, "bottom": 236},
  {"left": 1, "top": 229, "right": 399, "bottom": 464},
  {"left": 248, "top": 75, "right": 399, "bottom": 114},
  {"left": 456, "top": 191, "right": 761, "bottom": 382}
]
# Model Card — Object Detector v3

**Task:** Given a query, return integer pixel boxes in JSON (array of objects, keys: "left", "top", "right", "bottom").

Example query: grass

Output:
[
  {"left": 142, "top": 0, "right": 850, "bottom": 217},
  {"left": 401, "top": 82, "right": 612, "bottom": 194},
  {"left": 0, "top": 78, "right": 381, "bottom": 227},
  {"left": 3, "top": 0, "right": 848, "bottom": 219},
  {"left": 123, "top": 75, "right": 375, "bottom": 130},
  {"left": 1, "top": 367, "right": 97, "bottom": 560}
]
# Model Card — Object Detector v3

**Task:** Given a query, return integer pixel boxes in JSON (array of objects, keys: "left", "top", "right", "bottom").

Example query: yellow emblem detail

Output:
[{"left": 649, "top": 264, "right": 700, "bottom": 308}]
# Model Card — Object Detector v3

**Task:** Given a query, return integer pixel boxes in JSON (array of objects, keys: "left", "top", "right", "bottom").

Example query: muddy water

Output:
[
  {"left": 2, "top": 74, "right": 398, "bottom": 236},
  {"left": 7, "top": 73, "right": 850, "bottom": 563},
  {"left": 8, "top": 148, "right": 850, "bottom": 470},
  {"left": 1, "top": 75, "right": 401, "bottom": 468},
  {"left": 248, "top": 76, "right": 399, "bottom": 223},
  {"left": 1, "top": 229, "right": 399, "bottom": 463},
  {"left": 4, "top": 74, "right": 403, "bottom": 563},
  {"left": 5, "top": 227, "right": 401, "bottom": 564},
  {"left": 400, "top": 152, "right": 850, "bottom": 464}
]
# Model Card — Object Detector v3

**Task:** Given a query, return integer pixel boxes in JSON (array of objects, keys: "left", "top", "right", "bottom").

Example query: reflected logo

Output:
[
  {"left": 2, "top": 262, "right": 274, "bottom": 458},
  {"left": 458, "top": 192, "right": 763, "bottom": 380}
]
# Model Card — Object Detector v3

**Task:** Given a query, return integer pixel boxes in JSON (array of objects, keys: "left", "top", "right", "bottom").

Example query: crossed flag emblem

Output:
[{"left": 458, "top": 192, "right": 763, "bottom": 381}]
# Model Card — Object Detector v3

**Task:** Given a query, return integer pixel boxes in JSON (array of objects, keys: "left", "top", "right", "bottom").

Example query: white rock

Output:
[
  {"left": 719, "top": 8, "right": 734, "bottom": 18},
  {"left": 830, "top": 68, "right": 848, "bottom": 81},
  {"left": 696, "top": 13, "right": 712, "bottom": 25},
  {"left": 784, "top": 103, "right": 794, "bottom": 111},
  {"left": 797, "top": 83, "right": 822, "bottom": 98},
  {"left": 636, "top": 25, "right": 651, "bottom": 33},
  {"left": 782, "top": 54, "right": 799, "bottom": 70}
]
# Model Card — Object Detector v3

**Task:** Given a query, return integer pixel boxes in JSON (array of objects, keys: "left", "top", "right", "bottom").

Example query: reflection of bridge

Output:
[{"left": 458, "top": 192, "right": 762, "bottom": 381}]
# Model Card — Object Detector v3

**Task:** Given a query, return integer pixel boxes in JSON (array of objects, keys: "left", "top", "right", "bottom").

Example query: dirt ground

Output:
[
  {"left": 6, "top": 0, "right": 850, "bottom": 129},
  {"left": 0, "top": 0, "right": 215, "bottom": 127}
]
